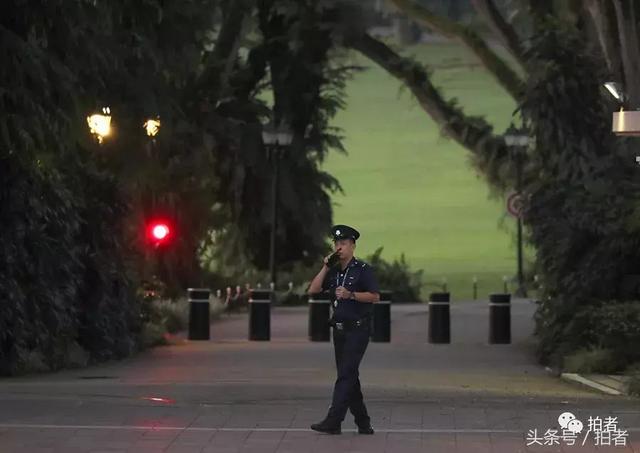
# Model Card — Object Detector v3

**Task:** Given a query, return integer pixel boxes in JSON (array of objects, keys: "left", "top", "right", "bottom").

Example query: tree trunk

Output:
[
  {"left": 613, "top": 0, "right": 640, "bottom": 106},
  {"left": 195, "top": 0, "right": 252, "bottom": 101},
  {"left": 585, "top": 0, "right": 622, "bottom": 79}
]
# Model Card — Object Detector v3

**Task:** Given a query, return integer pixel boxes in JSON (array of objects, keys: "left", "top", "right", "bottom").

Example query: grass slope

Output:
[{"left": 324, "top": 42, "right": 524, "bottom": 300}]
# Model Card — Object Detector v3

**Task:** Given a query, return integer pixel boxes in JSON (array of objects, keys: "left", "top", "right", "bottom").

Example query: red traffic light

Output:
[
  {"left": 146, "top": 220, "right": 172, "bottom": 246},
  {"left": 152, "top": 224, "right": 170, "bottom": 240}
]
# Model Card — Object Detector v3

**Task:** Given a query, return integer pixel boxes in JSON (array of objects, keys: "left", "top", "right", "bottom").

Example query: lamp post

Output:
[
  {"left": 504, "top": 124, "right": 530, "bottom": 298},
  {"left": 261, "top": 120, "right": 293, "bottom": 290},
  {"left": 143, "top": 117, "right": 164, "bottom": 284}
]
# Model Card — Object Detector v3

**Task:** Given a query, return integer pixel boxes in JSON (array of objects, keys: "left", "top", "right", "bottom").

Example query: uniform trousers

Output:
[{"left": 326, "top": 323, "right": 371, "bottom": 424}]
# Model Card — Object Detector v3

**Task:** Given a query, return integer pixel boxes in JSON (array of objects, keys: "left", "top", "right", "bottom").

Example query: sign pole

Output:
[{"left": 515, "top": 150, "right": 526, "bottom": 298}]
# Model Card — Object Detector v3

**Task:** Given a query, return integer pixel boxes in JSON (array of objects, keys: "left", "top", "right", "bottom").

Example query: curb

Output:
[{"left": 560, "top": 373, "right": 623, "bottom": 396}]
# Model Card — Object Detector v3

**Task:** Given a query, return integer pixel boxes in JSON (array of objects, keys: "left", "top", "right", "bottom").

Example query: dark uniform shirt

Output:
[{"left": 322, "top": 257, "right": 380, "bottom": 322}]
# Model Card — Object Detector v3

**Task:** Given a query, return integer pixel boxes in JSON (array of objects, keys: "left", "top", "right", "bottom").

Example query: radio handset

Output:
[{"left": 327, "top": 249, "right": 341, "bottom": 267}]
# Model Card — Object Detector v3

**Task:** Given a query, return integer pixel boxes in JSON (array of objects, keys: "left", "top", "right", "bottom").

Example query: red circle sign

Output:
[{"left": 507, "top": 192, "right": 523, "bottom": 218}]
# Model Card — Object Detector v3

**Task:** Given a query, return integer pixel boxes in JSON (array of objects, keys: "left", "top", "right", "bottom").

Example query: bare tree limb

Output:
[
  {"left": 388, "top": 0, "right": 523, "bottom": 101},
  {"left": 348, "top": 32, "right": 508, "bottom": 189},
  {"left": 470, "top": 0, "right": 525, "bottom": 67}
]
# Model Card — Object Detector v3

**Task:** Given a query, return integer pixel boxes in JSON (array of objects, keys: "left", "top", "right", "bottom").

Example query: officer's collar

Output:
[{"left": 339, "top": 256, "right": 358, "bottom": 271}]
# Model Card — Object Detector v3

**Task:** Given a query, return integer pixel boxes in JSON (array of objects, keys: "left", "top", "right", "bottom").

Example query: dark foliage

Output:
[
  {"left": 1, "top": 0, "right": 356, "bottom": 373},
  {"left": 520, "top": 23, "right": 640, "bottom": 366}
]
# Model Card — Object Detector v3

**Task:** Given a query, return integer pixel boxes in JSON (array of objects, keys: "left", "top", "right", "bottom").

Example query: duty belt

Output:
[{"left": 329, "top": 317, "right": 369, "bottom": 331}]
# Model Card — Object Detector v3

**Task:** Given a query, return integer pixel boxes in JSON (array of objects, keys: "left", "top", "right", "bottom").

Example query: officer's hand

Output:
[
  {"left": 323, "top": 249, "right": 341, "bottom": 268},
  {"left": 335, "top": 286, "right": 350, "bottom": 300}
]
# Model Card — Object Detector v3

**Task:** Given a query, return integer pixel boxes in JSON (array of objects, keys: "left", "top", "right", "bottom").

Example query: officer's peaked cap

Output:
[{"left": 331, "top": 224, "right": 360, "bottom": 242}]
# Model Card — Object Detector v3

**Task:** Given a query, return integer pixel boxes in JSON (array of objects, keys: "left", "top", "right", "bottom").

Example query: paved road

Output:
[{"left": 0, "top": 300, "right": 638, "bottom": 452}]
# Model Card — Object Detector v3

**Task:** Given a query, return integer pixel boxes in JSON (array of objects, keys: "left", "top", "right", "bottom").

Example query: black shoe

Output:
[
  {"left": 357, "top": 424, "right": 374, "bottom": 435},
  {"left": 311, "top": 420, "right": 341, "bottom": 435}
]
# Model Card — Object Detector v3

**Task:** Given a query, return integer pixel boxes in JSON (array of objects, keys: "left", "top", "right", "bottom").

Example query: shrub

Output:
[
  {"left": 541, "top": 301, "right": 640, "bottom": 371},
  {"left": 140, "top": 322, "right": 168, "bottom": 348},
  {"left": 152, "top": 300, "right": 189, "bottom": 334},
  {"left": 626, "top": 363, "right": 640, "bottom": 397},
  {"left": 201, "top": 246, "right": 425, "bottom": 308},
  {"left": 279, "top": 292, "right": 308, "bottom": 306},
  {"left": 563, "top": 348, "right": 625, "bottom": 374},
  {"left": 210, "top": 299, "right": 227, "bottom": 320},
  {"left": 141, "top": 296, "right": 227, "bottom": 338},
  {"left": 628, "top": 376, "right": 640, "bottom": 397},
  {"left": 364, "top": 247, "right": 423, "bottom": 302},
  {"left": 0, "top": 153, "right": 140, "bottom": 375}
]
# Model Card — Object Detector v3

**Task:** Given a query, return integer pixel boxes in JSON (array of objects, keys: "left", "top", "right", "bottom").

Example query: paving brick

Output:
[{"left": 1, "top": 304, "right": 638, "bottom": 453}]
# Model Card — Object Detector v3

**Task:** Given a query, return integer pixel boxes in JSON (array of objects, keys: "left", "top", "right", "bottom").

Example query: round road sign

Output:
[{"left": 507, "top": 192, "right": 523, "bottom": 219}]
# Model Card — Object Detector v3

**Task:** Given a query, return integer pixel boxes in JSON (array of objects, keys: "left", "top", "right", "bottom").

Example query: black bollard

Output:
[
  {"left": 428, "top": 292, "right": 450, "bottom": 343},
  {"left": 308, "top": 292, "right": 331, "bottom": 342},
  {"left": 489, "top": 293, "right": 511, "bottom": 344},
  {"left": 371, "top": 290, "right": 392, "bottom": 342},
  {"left": 188, "top": 288, "right": 210, "bottom": 340},
  {"left": 249, "top": 289, "right": 271, "bottom": 341}
]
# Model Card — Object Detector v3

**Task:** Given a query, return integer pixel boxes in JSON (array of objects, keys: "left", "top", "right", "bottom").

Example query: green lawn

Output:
[{"left": 323, "top": 42, "right": 526, "bottom": 300}]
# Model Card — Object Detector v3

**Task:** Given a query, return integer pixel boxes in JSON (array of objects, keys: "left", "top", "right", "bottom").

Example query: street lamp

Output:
[
  {"left": 87, "top": 107, "right": 112, "bottom": 143},
  {"left": 603, "top": 82, "right": 640, "bottom": 137},
  {"left": 604, "top": 81, "right": 626, "bottom": 104},
  {"left": 261, "top": 120, "right": 294, "bottom": 290},
  {"left": 504, "top": 124, "right": 530, "bottom": 298},
  {"left": 144, "top": 118, "right": 161, "bottom": 137},
  {"left": 142, "top": 119, "right": 160, "bottom": 137}
]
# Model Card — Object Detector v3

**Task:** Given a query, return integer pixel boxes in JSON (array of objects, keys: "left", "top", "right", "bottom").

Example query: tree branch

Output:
[
  {"left": 388, "top": 0, "right": 523, "bottom": 101},
  {"left": 613, "top": 0, "right": 640, "bottom": 106},
  {"left": 231, "top": 44, "right": 268, "bottom": 101},
  {"left": 585, "top": 0, "right": 622, "bottom": 78},
  {"left": 197, "top": 0, "right": 254, "bottom": 101},
  {"left": 470, "top": 0, "right": 525, "bottom": 67},
  {"left": 348, "top": 32, "right": 508, "bottom": 189}
]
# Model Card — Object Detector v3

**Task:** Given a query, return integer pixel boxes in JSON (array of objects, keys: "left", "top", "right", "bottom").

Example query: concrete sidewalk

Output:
[{"left": 0, "top": 301, "right": 638, "bottom": 452}]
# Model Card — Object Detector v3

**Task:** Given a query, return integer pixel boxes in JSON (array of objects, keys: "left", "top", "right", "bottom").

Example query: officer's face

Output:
[{"left": 334, "top": 239, "right": 355, "bottom": 257}]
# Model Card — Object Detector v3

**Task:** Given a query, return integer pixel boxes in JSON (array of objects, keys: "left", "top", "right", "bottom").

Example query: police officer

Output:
[{"left": 307, "top": 224, "right": 380, "bottom": 435}]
